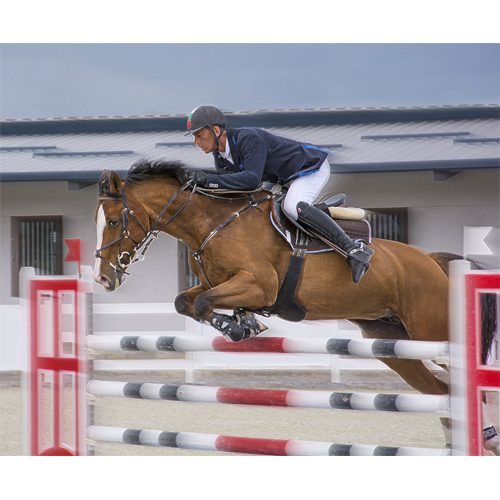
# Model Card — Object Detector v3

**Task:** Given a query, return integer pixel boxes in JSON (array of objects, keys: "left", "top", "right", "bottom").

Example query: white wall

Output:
[
  {"left": 0, "top": 305, "right": 22, "bottom": 371},
  {"left": 329, "top": 168, "right": 499, "bottom": 267},
  {"left": 0, "top": 180, "right": 180, "bottom": 306}
]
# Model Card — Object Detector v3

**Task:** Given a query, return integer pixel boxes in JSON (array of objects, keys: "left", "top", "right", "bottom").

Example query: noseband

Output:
[{"left": 95, "top": 180, "right": 196, "bottom": 275}]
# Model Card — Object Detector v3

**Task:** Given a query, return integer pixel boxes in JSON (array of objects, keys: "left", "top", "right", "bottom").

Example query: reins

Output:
[{"left": 95, "top": 179, "right": 275, "bottom": 285}]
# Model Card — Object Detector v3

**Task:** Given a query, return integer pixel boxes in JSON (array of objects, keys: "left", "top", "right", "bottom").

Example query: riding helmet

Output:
[{"left": 183, "top": 105, "right": 227, "bottom": 137}]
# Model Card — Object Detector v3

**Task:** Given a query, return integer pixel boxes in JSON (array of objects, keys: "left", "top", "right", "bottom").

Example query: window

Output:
[
  {"left": 11, "top": 216, "right": 63, "bottom": 297},
  {"left": 178, "top": 241, "right": 201, "bottom": 292},
  {"left": 364, "top": 208, "right": 408, "bottom": 244}
]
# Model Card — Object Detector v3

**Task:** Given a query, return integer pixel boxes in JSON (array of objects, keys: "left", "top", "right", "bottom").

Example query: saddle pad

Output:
[{"left": 337, "top": 219, "right": 371, "bottom": 242}]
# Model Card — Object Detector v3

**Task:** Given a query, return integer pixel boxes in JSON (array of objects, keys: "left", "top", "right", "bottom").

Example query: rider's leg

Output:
[{"left": 282, "top": 161, "right": 373, "bottom": 285}]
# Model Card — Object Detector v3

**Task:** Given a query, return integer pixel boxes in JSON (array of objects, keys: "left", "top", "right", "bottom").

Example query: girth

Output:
[{"left": 254, "top": 234, "right": 308, "bottom": 322}]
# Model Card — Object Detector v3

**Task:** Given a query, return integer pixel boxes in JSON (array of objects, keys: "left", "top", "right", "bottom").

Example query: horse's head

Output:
[{"left": 93, "top": 169, "right": 151, "bottom": 292}]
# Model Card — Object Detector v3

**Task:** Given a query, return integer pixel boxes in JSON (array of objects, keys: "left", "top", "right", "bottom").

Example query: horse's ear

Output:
[
  {"left": 98, "top": 169, "right": 111, "bottom": 196},
  {"left": 108, "top": 171, "right": 122, "bottom": 193},
  {"left": 98, "top": 169, "right": 121, "bottom": 196}
]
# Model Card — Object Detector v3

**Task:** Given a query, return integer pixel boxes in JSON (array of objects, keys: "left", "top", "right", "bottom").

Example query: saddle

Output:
[{"left": 270, "top": 191, "right": 371, "bottom": 253}]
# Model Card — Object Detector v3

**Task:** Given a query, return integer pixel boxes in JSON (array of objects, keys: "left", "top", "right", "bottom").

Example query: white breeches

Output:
[{"left": 282, "top": 160, "right": 331, "bottom": 221}]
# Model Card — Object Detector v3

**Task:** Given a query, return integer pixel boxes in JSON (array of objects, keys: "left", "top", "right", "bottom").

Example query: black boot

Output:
[{"left": 296, "top": 201, "right": 374, "bottom": 284}]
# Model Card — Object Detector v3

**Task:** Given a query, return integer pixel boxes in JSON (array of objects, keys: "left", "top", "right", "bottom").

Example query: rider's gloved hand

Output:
[{"left": 186, "top": 169, "right": 208, "bottom": 186}]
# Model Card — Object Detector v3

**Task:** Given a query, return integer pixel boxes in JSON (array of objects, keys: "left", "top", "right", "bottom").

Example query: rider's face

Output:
[{"left": 193, "top": 127, "right": 217, "bottom": 154}]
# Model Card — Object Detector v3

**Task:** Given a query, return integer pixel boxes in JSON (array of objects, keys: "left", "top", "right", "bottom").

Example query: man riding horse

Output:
[{"left": 184, "top": 105, "right": 373, "bottom": 284}]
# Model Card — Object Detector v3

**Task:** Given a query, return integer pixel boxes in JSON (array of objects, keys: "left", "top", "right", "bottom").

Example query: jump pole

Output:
[
  {"left": 87, "top": 380, "right": 450, "bottom": 414},
  {"left": 86, "top": 334, "right": 449, "bottom": 360}
]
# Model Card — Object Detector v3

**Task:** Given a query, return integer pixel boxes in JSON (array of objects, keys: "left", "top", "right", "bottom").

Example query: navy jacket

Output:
[{"left": 205, "top": 127, "right": 329, "bottom": 190}]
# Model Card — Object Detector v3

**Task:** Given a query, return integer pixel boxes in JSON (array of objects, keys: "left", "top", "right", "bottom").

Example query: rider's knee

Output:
[{"left": 282, "top": 199, "right": 308, "bottom": 222}]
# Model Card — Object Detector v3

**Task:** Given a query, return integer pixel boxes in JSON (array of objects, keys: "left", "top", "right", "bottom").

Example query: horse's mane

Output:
[{"left": 123, "top": 157, "right": 190, "bottom": 186}]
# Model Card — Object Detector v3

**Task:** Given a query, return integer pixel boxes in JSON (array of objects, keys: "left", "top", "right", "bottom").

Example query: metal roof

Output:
[{"left": 1, "top": 105, "right": 499, "bottom": 183}]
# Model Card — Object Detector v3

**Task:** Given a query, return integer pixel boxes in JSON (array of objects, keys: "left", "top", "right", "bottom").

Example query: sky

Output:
[{"left": 1, "top": 43, "right": 499, "bottom": 120}]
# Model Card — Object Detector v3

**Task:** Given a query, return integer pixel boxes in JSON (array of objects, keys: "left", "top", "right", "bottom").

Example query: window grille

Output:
[
  {"left": 11, "top": 216, "right": 63, "bottom": 296},
  {"left": 178, "top": 241, "right": 201, "bottom": 292},
  {"left": 364, "top": 208, "right": 408, "bottom": 243}
]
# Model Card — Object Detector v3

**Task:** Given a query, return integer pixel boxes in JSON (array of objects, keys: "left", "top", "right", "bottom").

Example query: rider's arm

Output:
[{"left": 205, "top": 131, "right": 267, "bottom": 190}]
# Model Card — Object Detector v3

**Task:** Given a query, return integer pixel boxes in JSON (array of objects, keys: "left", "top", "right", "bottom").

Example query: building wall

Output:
[
  {"left": 330, "top": 168, "right": 499, "bottom": 267},
  {"left": 0, "top": 180, "right": 179, "bottom": 306}
]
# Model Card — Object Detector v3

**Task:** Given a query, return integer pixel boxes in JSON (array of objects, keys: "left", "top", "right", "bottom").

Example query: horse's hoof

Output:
[{"left": 210, "top": 312, "right": 249, "bottom": 342}]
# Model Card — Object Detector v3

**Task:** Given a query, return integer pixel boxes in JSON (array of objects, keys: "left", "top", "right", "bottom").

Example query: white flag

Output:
[{"left": 463, "top": 226, "right": 493, "bottom": 256}]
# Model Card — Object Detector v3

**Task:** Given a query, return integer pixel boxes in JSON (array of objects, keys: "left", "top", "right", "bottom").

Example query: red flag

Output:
[{"left": 64, "top": 238, "right": 81, "bottom": 273}]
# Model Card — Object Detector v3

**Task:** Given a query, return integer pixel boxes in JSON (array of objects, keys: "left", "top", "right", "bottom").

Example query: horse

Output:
[{"left": 93, "top": 157, "right": 498, "bottom": 454}]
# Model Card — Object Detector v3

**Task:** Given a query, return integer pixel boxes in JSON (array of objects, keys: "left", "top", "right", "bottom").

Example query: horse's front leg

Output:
[
  {"left": 174, "top": 284, "right": 210, "bottom": 322},
  {"left": 193, "top": 271, "right": 277, "bottom": 342}
]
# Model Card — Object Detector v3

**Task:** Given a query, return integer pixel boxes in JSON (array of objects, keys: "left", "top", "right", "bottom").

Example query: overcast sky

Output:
[{"left": 1, "top": 42, "right": 498, "bottom": 120}]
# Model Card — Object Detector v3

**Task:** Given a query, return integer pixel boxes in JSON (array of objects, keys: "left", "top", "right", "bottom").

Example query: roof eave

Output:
[
  {"left": 330, "top": 157, "right": 500, "bottom": 173},
  {"left": 1, "top": 105, "right": 499, "bottom": 136}
]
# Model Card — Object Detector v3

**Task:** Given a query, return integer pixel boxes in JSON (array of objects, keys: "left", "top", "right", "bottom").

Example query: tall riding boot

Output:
[{"left": 296, "top": 201, "right": 374, "bottom": 284}]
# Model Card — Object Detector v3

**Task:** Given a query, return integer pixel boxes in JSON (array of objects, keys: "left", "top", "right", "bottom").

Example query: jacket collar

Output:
[{"left": 224, "top": 128, "right": 243, "bottom": 169}]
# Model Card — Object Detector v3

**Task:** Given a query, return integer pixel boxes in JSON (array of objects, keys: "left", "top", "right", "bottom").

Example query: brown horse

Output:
[
  {"left": 93, "top": 158, "right": 450, "bottom": 393},
  {"left": 92, "top": 158, "right": 496, "bottom": 451}
]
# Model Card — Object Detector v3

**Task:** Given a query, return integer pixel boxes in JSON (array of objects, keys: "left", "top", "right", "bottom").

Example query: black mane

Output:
[{"left": 123, "top": 157, "right": 190, "bottom": 185}]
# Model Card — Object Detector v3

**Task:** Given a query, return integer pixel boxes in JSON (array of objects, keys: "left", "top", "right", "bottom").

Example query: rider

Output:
[{"left": 184, "top": 105, "right": 373, "bottom": 284}]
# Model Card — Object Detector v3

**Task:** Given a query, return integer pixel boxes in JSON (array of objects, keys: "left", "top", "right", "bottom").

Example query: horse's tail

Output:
[
  {"left": 426, "top": 251, "right": 490, "bottom": 278},
  {"left": 481, "top": 293, "right": 498, "bottom": 365},
  {"left": 426, "top": 251, "right": 464, "bottom": 278}
]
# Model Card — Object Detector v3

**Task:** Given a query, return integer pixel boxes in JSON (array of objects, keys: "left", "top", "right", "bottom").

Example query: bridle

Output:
[
  {"left": 95, "top": 179, "right": 196, "bottom": 275},
  {"left": 95, "top": 178, "right": 275, "bottom": 286}
]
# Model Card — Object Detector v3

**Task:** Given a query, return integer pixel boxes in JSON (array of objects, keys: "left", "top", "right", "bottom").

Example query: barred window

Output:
[
  {"left": 364, "top": 208, "right": 408, "bottom": 244},
  {"left": 11, "top": 216, "right": 63, "bottom": 297}
]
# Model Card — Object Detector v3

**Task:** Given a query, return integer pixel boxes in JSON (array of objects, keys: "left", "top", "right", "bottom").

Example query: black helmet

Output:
[{"left": 183, "top": 105, "right": 226, "bottom": 137}]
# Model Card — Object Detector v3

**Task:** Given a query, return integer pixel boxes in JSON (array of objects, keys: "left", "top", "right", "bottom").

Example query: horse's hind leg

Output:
[
  {"left": 351, "top": 319, "right": 449, "bottom": 394},
  {"left": 352, "top": 318, "right": 450, "bottom": 447}
]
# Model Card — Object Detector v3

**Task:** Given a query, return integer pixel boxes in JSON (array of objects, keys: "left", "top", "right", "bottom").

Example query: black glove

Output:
[{"left": 184, "top": 169, "right": 208, "bottom": 186}]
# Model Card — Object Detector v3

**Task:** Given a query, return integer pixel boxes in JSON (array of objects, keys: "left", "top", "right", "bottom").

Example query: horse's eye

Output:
[{"left": 108, "top": 219, "right": 119, "bottom": 227}]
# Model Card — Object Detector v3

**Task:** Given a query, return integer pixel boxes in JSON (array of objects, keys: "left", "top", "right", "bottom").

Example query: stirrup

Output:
[
  {"left": 348, "top": 241, "right": 374, "bottom": 262},
  {"left": 346, "top": 242, "right": 373, "bottom": 284}
]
